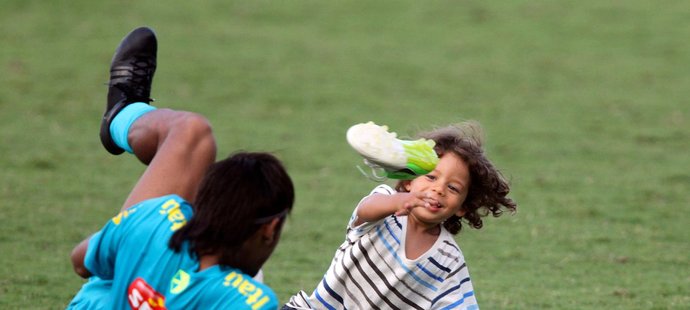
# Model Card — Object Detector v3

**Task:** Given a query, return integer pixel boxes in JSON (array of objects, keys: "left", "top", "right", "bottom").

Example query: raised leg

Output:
[{"left": 120, "top": 109, "right": 217, "bottom": 210}]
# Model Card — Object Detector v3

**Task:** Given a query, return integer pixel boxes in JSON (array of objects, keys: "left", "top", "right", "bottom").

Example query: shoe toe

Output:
[{"left": 112, "top": 27, "right": 157, "bottom": 62}]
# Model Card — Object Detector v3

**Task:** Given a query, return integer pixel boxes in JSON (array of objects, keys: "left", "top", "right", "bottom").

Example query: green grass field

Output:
[{"left": 1, "top": 0, "right": 688, "bottom": 308}]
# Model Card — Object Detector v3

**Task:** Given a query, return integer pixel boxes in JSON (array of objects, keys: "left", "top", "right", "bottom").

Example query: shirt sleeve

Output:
[
  {"left": 83, "top": 205, "right": 142, "bottom": 280},
  {"left": 346, "top": 184, "right": 396, "bottom": 239}
]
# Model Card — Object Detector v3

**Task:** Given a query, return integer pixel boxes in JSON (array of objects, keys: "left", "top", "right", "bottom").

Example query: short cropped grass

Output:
[{"left": 1, "top": 0, "right": 688, "bottom": 308}]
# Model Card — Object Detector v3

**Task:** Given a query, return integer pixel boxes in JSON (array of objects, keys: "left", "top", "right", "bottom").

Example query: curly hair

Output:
[{"left": 395, "top": 122, "right": 517, "bottom": 234}]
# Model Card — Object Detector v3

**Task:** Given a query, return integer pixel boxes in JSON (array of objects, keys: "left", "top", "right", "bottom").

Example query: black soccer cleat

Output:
[{"left": 100, "top": 26, "right": 157, "bottom": 155}]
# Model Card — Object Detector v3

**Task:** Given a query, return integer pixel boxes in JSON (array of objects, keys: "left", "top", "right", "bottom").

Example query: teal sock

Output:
[{"left": 110, "top": 102, "right": 157, "bottom": 153}]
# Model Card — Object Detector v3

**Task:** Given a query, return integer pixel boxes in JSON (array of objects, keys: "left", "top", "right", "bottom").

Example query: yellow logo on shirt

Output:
[
  {"left": 159, "top": 199, "right": 187, "bottom": 231},
  {"left": 112, "top": 207, "right": 138, "bottom": 225},
  {"left": 223, "top": 271, "right": 270, "bottom": 309},
  {"left": 170, "top": 270, "right": 191, "bottom": 294}
]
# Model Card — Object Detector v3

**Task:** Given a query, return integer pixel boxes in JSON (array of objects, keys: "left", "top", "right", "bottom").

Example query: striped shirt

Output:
[{"left": 287, "top": 185, "right": 478, "bottom": 310}]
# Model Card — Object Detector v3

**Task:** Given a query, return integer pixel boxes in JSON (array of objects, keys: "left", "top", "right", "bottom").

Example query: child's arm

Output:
[{"left": 354, "top": 191, "right": 431, "bottom": 226}]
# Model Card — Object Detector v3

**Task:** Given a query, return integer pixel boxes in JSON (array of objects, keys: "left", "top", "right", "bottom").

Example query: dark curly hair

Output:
[{"left": 395, "top": 122, "right": 516, "bottom": 234}]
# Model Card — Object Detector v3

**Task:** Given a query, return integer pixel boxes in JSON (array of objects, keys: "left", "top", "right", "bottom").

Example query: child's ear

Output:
[{"left": 455, "top": 207, "right": 466, "bottom": 218}]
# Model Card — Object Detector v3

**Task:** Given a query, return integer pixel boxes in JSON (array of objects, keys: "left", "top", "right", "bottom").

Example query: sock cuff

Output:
[{"left": 110, "top": 102, "right": 157, "bottom": 153}]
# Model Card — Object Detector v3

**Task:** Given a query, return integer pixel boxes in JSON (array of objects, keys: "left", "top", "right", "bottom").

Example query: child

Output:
[
  {"left": 284, "top": 122, "right": 517, "bottom": 309},
  {"left": 68, "top": 27, "right": 294, "bottom": 309}
]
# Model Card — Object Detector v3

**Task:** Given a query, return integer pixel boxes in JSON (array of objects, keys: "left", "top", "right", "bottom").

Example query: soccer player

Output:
[{"left": 68, "top": 26, "right": 294, "bottom": 309}]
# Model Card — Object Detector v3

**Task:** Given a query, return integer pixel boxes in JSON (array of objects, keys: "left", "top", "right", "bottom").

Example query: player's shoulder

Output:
[
  {"left": 115, "top": 194, "right": 190, "bottom": 220},
  {"left": 108, "top": 194, "right": 192, "bottom": 235},
  {"left": 135, "top": 194, "right": 190, "bottom": 212},
  {"left": 165, "top": 267, "right": 277, "bottom": 309}
]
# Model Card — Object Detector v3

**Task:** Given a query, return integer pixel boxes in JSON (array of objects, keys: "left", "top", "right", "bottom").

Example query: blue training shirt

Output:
[{"left": 67, "top": 195, "right": 278, "bottom": 310}]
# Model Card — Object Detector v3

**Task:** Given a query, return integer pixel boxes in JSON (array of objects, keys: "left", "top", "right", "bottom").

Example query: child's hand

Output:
[{"left": 395, "top": 192, "right": 433, "bottom": 216}]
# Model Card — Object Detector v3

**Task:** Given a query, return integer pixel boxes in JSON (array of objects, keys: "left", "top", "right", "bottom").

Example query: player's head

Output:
[
  {"left": 170, "top": 151, "right": 294, "bottom": 276},
  {"left": 396, "top": 122, "right": 517, "bottom": 234}
]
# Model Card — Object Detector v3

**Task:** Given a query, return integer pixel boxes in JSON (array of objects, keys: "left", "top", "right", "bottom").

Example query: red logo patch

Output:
[{"left": 127, "top": 277, "right": 166, "bottom": 310}]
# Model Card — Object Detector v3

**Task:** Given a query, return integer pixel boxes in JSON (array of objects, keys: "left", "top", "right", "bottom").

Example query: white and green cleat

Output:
[{"left": 346, "top": 121, "right": 439, "bottom": 180}]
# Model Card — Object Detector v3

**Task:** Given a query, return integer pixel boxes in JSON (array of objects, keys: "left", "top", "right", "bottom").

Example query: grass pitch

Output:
[{"left": 1, "top": 1, "right": 688, "bottom": 308}]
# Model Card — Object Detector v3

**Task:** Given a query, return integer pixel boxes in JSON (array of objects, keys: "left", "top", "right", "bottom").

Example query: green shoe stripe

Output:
[{"left": 401, "top": 139, "right": 438, "bottom": 173}]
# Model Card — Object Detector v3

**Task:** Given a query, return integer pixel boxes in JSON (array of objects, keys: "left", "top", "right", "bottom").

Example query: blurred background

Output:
[{"left": 1, "top": 0, "right": 688, "bottom": 308}]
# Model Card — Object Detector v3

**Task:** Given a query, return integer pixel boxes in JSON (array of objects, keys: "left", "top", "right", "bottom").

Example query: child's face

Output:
[{"left": 404, "top": 152, "right": 470, "bottom": 225}]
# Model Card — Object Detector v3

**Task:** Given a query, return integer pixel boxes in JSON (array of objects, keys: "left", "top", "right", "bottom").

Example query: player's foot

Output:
[
  {"left": 100, "top": 26, "right": 157, "bottom": 155},
  {"left": 346, "top": 122, "right": 439, "bottom": 180}
]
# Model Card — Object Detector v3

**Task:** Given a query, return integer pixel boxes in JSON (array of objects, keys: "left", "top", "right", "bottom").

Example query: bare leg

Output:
[{"left": 119, "top": 108, "right": 217, "bottom": 211}]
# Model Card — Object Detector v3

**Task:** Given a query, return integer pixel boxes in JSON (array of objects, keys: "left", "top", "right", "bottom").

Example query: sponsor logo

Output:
[
  {"left": 127, "top": 278, "right": 166, "bottom": 310},
  {"left": 224, "top": 271, "right": 271, "bottom": 309},
  {"left": 159, "top": 199, "right": 187, "bottom": 231}
]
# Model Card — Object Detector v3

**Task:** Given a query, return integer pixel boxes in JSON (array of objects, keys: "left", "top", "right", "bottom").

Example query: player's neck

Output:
[{"left": 198, "top": 254, "right": 220, "bottom": 271}]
